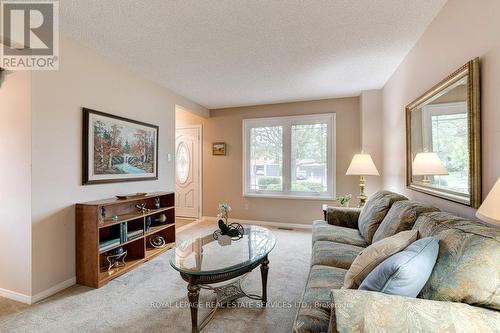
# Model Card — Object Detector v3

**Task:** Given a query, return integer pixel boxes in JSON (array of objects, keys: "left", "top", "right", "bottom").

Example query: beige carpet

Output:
[{"left": 0, "top": 221, "right": 311, "bottom": 332}]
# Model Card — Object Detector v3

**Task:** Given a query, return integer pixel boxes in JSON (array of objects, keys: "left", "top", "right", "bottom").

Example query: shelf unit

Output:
[{"left": 76, "top": 192, "right": 175, "bottom": 288}]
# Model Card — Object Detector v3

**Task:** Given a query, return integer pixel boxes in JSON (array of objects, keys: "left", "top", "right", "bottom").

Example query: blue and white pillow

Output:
[{"left": 359, "top": 236, "right": 439, "bottom": 297}]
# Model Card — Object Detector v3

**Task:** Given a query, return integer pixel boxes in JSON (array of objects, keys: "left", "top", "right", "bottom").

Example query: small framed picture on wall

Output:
[{"left": 212, "top": 142, "right": 226, "bottom": 156}]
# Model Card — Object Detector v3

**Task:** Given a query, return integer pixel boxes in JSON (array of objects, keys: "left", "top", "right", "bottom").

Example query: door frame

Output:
[{"left": 175, "top": 124, "right": 203, "bottom": 219}]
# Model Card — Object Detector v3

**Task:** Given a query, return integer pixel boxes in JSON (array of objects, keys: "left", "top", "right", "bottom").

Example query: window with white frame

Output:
[
  {"left": 422, "top": 102, "right": 469, "bottom": 194},
  {"left": 243, "top": 113, "right": 335, "bottom": 199}
]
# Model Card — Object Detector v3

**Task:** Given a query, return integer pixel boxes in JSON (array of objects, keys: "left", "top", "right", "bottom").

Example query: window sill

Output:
[{"left": 243, "top": 193, "right": 335, "bottom": 201}]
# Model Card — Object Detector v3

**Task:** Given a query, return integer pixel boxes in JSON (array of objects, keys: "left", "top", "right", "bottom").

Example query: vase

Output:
[{"left": 217, "top": 235, "right": 232, "bottom": 246}]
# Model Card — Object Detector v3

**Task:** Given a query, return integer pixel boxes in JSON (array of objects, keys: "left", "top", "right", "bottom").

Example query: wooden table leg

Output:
[
  {"left": 260, "top": 256, "right": 269, "bottom": 306},
  {"left": 187, "top": 283, "right": 200, "bottom": 333}
]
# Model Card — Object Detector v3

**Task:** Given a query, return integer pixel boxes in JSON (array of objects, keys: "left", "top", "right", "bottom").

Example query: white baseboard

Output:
[
  {"left": 176, "top": 218, "right": 205, "bottom": 232},
  {"left": 30, "top": 276, "right": 76, "bottom": 304},
  {"left": 0, "top": 287, "right": 31, "bottom": 304},
  {"left": 202, "top": 216, "right": 312, "bottom": 230},
  {"left": 0, "top": 276, "right": 76, "bottom": 305}
]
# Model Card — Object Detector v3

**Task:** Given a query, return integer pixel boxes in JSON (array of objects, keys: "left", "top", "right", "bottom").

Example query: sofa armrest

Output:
[
  {"left": 326, "top": 207, "right": 361, "bottom": 229},
  {"left": 328, "top": 289, "right": 500, "bottom": 333}
]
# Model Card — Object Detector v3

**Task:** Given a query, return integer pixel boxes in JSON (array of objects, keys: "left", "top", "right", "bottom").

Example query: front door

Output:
[{"left": 175, "top": 126, "right": 201, "bottom": 218}]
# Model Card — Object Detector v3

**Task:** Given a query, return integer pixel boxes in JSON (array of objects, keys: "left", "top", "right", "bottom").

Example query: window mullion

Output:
[{"left": 282, "top": 124, "right": 291, "bottom": 193}]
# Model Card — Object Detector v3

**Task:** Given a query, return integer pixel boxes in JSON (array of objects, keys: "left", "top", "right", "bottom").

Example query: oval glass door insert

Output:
[{"left": 176, "top": 142, "right": 190, "bottom": 184}]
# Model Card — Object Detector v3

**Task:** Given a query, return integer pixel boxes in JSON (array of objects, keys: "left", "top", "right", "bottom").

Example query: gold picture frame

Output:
[
  {"left": 212, "top": 142, "right": 226, "bottom": 156},
  {"left": 83, "top": 108, "right": 159, "bottom": 185},
  {"left": 405, "top": 58, "right": 481, "bottom": 208}
]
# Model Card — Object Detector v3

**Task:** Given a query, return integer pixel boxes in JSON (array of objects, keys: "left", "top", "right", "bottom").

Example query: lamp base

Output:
[{"left": 358, "top": 176, "right": 367, "bottom": 208}]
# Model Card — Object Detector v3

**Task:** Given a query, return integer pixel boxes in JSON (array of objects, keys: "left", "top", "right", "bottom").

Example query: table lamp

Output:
[
  {"left": 412, "top": 152, "right": 448, "bottom": 183},
  {"left": 476, "top": 178, "right": 500, "bottom": 226},
  {"left": 346, "top": 154, "right": 379, "bottom": 207}
]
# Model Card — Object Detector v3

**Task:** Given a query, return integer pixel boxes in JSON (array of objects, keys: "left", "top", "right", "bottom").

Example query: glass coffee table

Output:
[{"left": 170, "top": 225, "right": 276, "bottom": 333}]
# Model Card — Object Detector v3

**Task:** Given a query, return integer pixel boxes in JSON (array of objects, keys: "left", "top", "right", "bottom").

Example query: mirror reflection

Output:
[{"left": 410, "top": 76, "right": 469, "bottom": 197}]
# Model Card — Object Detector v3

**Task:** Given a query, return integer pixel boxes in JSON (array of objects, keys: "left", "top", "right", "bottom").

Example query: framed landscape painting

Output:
[
  {"left": 212, "top": 142, "right": 226, "bottom": 155},
  {"left": 83, "top": 108, "right": 159, "bottom": 185}
]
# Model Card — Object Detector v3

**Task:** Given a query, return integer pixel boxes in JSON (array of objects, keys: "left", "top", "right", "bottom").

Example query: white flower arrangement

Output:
[
  {"left": 213, "top": 202, "right": 243, "bottom": 243},
  {"left": 217, "top": 203, "right": 232, "bottom": 222}
]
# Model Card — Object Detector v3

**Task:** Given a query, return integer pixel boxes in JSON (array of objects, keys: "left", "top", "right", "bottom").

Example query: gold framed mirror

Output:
[{"left": 406, "top": 58, "right": 481, "bottom": 208}]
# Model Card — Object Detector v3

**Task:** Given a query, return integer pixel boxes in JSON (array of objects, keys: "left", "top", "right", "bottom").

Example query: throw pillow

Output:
[
  {"left": 359, "top": 237, "right": 439, "bottom": 297},
  {"left": 372, "top": 201, "right": 439, "bottom": 243},
  {"left": 357, "top": 191, "right": 408, "bottom": 243},
  {"left": 343, "top": 230, "right": 418, "bottom": 289}
]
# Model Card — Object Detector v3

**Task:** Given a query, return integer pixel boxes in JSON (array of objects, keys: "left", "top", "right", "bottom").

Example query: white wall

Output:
[
  {"left": 0, "top": 70, "right": 32, "bottom": 299},
  {"left": 360, "top": 90, "right": 383, "bottom": 196},
  {"left": 30, "top": 37, "right": 208, "bottom": 296},
  {"left": 382, "top": 0, "right": 500, "bottom": 219}
]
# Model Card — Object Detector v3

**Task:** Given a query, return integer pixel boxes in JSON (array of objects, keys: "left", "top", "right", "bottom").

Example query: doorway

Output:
[{"left": 175, "top": 125, "right": 202, "bottom": 220}]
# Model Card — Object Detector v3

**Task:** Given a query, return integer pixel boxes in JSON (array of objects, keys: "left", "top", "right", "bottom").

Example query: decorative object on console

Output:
[
  {"left": 104, "top": 247, "right": 128, "bottom": 272},
  {"left": 154, "top": 197, "right": 161, "bottom": 209},
  {"left": 146, "top": 216, "right": 152, "bottom": 231},
  {"left": 212, "top": 142, "right": 226, "bottom": 155},
  {"left": 82, "top": 108, "right": 159, "bottom": 185},
  {"left": 476, "top": 177, "right": 500, "bottom": 225},
  {"left": 149, "top": 235, "right": 166, "bottom": 249},
  {"left": 336, "top": 194, "right": 352, "bottom": 207},
  {"left": 412, "top": 152, "right": 448, "bottom": 183},
  {"left": 406, "top": 58, "right": 481, "bottom": 208},
  {"left": 135, "top": 203, "right": 151, "bottom": 214},
  {"left": 155, "top": 214, "right": 167, "bottom": 224},
  {"left": 346, "top": 154, "right": 380, "bottom": 207},
  {"left": 99, "top": 207, "right": 106, "bottom": 225},
  {"left": 116, "top": 193, "right": 148, "bottom": 199}
]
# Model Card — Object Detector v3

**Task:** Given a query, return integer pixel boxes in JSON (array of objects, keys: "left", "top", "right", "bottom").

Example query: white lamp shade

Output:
[
  {"left": 476, "top": 178, "right": 500, "bottom": 225},
  {"left": 412, "top": 152, "right": 448, "bottom": 176},
  {"left": 346, "top": 154, "right": 379, "bottom": 176}
]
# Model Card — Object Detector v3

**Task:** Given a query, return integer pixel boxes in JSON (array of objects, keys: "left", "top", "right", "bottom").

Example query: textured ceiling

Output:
[{"left": 60, "top": 0, "right": 446, "bottom": 109}]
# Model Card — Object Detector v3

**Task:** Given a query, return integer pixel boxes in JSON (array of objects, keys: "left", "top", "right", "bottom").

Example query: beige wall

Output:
[
  {"left": 360, "top": 90, "right": 384, "bottom": 196},
  {"left": 30, "top": 37, "right": 208, "bottom": 295},
  {"left": 0, "top": 70, "right": 32, "bottom": 297},
  {"left": 177, "top": 97, "right": 361, "bottom": 224},
  {"left": 382, "top": 0, "right": 500, "bottom": 219}
]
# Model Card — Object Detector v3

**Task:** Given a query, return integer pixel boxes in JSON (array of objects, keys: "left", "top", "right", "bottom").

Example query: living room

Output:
[{"left": 0, "top": 1, "right": 499, "bottom": 332}]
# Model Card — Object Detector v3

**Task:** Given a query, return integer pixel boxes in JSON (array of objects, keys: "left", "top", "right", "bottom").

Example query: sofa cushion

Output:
[
  {"left": 313, "top": 220, "right": 368, "bottom": 247},
  {"left": 293, "top": 265, "right": 346, "bottom": 333},
  {"left": 414, "top": 212, "right": 500, "bottom": 310},
  {"left": 343, "top": 230, "right": 418, "bottom": 289},
  {"left": 312, "top": 241, "right": 364, "bottom": 269},
  {"left": 359, "top": 237, "right": 439, "bottom": 297},
  {"left": 329, "top": 289, "right": 500, "bottom": 333},
  {"left": 358, "top": 191, "right": 408, "bottom": 243},
  {"left": 372, "top": 200, "right": 439, "bottom": 243}
]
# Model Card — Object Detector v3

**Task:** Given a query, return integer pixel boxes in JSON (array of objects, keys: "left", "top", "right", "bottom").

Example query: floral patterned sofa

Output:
[{"left": 293, "top": 190, "right": 500, "bottom": 333}]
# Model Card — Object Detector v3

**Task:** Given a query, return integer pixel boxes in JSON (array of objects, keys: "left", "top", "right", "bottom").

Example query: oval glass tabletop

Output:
[{"left": 170, "top": 225, "right": 276, "bottom": 276}]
